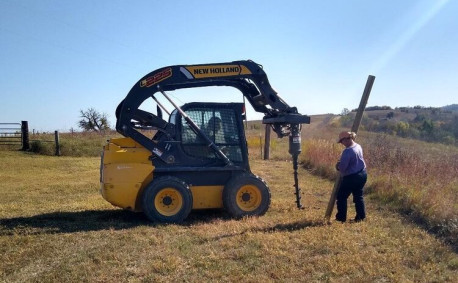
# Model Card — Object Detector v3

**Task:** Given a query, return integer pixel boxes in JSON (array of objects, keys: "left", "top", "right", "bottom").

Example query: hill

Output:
[
  {"left": 338, "top": 105, "right": 458, "bottom": 145},
  {"left": 442, "top": 104, "right": 458, "bottom": 112},
  {"left": 248, "top": 104, "right": 458, "bottom": 145}
]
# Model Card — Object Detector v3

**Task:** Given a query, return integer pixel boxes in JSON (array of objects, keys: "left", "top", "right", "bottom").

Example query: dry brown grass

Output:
[
  {"left": 1, "top": 151, "right": 457, "bottom": 282},
  {"left": 297, "top": 132, "right": 458, "bottom": 247}
]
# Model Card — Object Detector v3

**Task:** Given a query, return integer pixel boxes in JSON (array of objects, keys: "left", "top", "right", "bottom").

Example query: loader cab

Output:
[{"left": 169, "top": 102, "right": 249, "bottom": 170}]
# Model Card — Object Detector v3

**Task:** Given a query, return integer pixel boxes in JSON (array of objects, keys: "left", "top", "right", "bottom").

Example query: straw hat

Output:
[{"left": 337, "top": 131, "right": 356, "bottom": 143}]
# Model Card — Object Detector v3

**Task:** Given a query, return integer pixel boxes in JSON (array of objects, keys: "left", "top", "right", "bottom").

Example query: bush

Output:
[{"left": 29, "top": 140, "right": 54, "bottom": 155}]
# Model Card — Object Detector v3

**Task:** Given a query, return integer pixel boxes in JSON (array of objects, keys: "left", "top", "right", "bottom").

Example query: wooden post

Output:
[
  {"left": 21, "top": 121, "right": 29, "bottom": 151},
  {"left": 324, "top": 75, "right": 375, "bottom": 223},
  {"left": 263, "top": 124, "right": 271, "bottom": 160},
  {"left": 54, "top": 131, "right": 60, "bottom": 156},
  {"left": 351, "top": 76, "right": 375, "bottom": 133},
  {"left": 259, "top": 135, "right": 263, "bottom": 159}
]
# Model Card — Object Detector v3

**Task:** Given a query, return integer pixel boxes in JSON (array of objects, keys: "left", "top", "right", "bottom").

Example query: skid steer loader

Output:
[{"left": 100, "top": 60, "right": 310, "bottom": 223}]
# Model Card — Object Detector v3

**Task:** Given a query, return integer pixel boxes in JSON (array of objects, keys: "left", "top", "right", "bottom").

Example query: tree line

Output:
[{"left": 340, "top": 107, "right": 458, "bottom": 145}]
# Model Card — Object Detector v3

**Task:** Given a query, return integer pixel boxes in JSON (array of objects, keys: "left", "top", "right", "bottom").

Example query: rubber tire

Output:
[
  {"left": 223, "top": 174, "right": 271, "bottom": 219},
  {"left": 142, "top": 176, "right": 193, "bottom": 223}
]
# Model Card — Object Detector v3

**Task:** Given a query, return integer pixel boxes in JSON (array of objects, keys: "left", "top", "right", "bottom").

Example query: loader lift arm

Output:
[
  {"left": 116, "top": 60, "right": 310, "bottom": 208},
  {"left": 117, "top": 60, "right": 309, "bottom": 149}
]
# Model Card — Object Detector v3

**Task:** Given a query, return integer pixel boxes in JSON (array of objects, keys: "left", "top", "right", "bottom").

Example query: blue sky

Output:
[{"left": 1, "top": 0, "right": 457, "bottom": 132}]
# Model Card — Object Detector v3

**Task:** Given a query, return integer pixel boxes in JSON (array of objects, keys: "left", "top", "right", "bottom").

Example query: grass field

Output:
[{"left": 1, "top": 151, "right": 457, "bottom": 282}]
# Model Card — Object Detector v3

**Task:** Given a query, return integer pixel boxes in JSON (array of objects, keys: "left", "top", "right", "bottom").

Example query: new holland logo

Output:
[
  {"left": 183, "top": 64, "right": 252, "bottom": 79},
  {"left": 140, "top": 68, "right": 172, "bottom": 87}
]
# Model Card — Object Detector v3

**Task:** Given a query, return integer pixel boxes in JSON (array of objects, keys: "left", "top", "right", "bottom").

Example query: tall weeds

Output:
[
  {"left": 301, "top": 139, "right": 341, "bottom": 180},
  {"left": 27, "top": 131, "right": 118, "bottom": 157},
  {"left": 301, "top": 133, "right": 458, "bottom": 245}
]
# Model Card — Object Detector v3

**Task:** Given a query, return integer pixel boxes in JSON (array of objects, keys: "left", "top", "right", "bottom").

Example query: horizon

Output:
[{"left": 20, "top": 103, "right": 457, "bottom": 134}]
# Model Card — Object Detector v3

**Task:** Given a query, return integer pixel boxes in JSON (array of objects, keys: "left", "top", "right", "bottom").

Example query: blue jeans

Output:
[{"left": 336, "top": 170, "right": 367, "bottom": 222}]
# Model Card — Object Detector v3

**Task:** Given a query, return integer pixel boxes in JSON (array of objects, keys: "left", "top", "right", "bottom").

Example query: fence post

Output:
[
  {"left": 54, "top": 131, "right": 60, "bottom": 156},
  {"left": 263, "top": 124, "right": 271, "bottom": 160},
  {"left": 21, "top": 121, "right": 29, "bottom": 151}
]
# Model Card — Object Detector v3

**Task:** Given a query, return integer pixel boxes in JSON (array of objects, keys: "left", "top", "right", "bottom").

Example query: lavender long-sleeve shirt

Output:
[{"left": 338, "top": 143, "right": 366, "bottom": 176}]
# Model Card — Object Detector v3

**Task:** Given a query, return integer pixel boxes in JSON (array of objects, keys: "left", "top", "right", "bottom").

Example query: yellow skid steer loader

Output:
[{"left": 100, "top": 60, "right": 310, "bottom": 223}]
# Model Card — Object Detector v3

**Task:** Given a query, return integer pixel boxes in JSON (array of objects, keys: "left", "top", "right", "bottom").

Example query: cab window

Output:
[{"left": 181, "top": 108, "right": 242, "bottom": 162}]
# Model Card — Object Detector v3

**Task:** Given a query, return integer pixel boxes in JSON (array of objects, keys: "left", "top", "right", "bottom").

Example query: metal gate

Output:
[{"left": 0, "top": 121, "right": 29, "bottom": 150}]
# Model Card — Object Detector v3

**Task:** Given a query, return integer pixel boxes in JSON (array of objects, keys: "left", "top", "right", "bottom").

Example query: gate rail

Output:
[{"left": 0, "top": 121, "right": 29, "bottom": 150}]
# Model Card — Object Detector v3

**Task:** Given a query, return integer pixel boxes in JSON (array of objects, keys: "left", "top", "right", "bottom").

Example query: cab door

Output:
[{"left": 179, "top": 103, "right": 248, "bottom": 169}]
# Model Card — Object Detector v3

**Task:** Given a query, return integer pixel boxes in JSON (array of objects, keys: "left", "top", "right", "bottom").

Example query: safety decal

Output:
[
  {"left": 140, "top": 68, "right": 172, "bottom": 87},
  {"left": 184, "top": 64, "right": 252, "bottom": 79},
  {"left": 152, "top": 147, "right": 163, "bottom": 157},
  {"left": 116, "top": 165, "right": 132, "bottom": 170}
]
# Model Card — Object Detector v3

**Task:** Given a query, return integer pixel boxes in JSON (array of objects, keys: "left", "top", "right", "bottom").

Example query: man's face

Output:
[{"left": 340, "top": 137, "right": 352, "bottom": 147}]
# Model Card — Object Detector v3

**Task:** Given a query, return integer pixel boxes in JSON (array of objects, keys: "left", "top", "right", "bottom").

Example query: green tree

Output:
[
  {"left": 396, "top": 121, "right": 410, "bottom": 137},
  {"left": 421, "top": 119, "right": 434, "bottom": 135},
  {"left": 78, "top": 108, "right": 110, "bottom": 132}
]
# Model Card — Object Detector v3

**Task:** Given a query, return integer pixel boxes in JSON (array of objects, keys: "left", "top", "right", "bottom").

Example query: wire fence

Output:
[{"left": 0, "top": 121, "right": 60, "bottom": 155}]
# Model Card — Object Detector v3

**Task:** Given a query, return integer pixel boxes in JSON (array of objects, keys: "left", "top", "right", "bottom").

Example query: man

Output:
[
  {"left": 205, "top": 116, "right": 223, "bottom": 142},
  {"left": 335, "top": 131, "right": 367, "bottom": 222}
]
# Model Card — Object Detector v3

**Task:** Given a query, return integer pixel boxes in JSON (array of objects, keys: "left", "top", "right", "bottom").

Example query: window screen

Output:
[{"left": 181, "top": 108, "right": 242, "bottom": 162}]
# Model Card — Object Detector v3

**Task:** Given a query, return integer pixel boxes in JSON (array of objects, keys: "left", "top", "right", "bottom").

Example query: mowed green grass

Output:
[{"left": 0, "top": 151, "right": 457, "bottom": 282}]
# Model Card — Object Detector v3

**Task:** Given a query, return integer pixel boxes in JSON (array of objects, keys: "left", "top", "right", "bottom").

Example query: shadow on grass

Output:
[
  {"left": 0, "top": 209, "right": 234, "bottom": 236},
  {"left": 260, "top": 219, "right": 325, "bottom": 233},
  {"left": 0, "top": 210, "right": 151, "bottom": 235},
  {"left": 0, "top": 210, "right": 324, "bottom": 238},
  {"left": 209, "top": 219, "right": 325, "bottom": 242}
]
